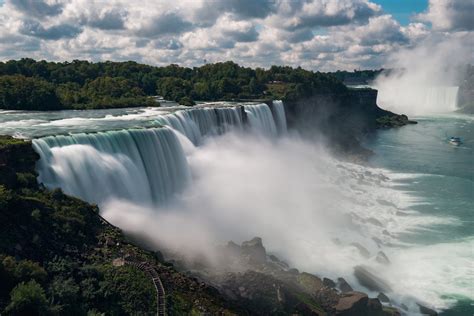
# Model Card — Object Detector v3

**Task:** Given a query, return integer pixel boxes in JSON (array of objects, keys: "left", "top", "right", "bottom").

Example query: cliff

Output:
[{"left": 284, "top": 88, "right": 415, "bottom": 157}]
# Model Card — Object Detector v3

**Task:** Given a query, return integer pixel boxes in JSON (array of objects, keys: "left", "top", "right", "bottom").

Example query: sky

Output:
[{"left": 0, "top": 0, "right": 472, "bottom": 71}]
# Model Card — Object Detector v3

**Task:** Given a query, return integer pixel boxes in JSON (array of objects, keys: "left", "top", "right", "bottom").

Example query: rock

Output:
[
  {"left": 377, "top": 292, "right": 390, "bottom": 303},
  {"left": 354, "top": 265, "right": 392, "bottom": 292},
  {"left": 323, "top": 277, "right": 336, "bottom": 288},
  {"left": 276, "top": 285, "right": 286, "bottom": 304},
  {"left": 288, "top": 268, "right": 299, "bottom": 275},
  {"left": 350, "top": 242, "right": 371, "bottom": 258},
  {"left": 297, "top": 272, "right": 324, "bottom": 294},
  {"left": 335, "top": 291, "right": 368, "bottom": 315},
  {"left": 376, "top": 251, "right": 391, "bottom": 265},
  {"left": 417, "top": 303, "right": 438, "bottom": 315},
  {"left": 337, "top": 278, "right": 353, "bottom": 293},
  {"left": 400, "top": 303, "right": 408, "bottom": 311},
  {"left": 241, "top": 237, "right": 267, "bottom": 264},
  {"left": 315, "top": 287, "right": 340, "bottom": 312},
  {"left": 367, "top": 217, "right": 384, "bottom": 227},
  {"left": 367, "top": 298, "right": 383, "bottom": 312}
]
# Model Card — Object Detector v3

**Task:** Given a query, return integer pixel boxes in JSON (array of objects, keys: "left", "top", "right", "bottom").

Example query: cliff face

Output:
[{"left": 283, "top": 88, "right": 414, "bottom": 156}]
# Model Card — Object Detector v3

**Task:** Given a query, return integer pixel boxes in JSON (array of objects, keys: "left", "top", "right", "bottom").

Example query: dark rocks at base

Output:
[
  {"left": 377, "top": 292, "right": 390, "bottom": 303},
  {"left": 354, "top": 265, "right": 392, "bottom": 292},
  {"left": 335, "top": 291, "right": 369, "bottom": 315},
  {"left": 376, "top": 114, "right": 417, "bottom": 128},
  {"left": 417, "top": 303, "right": 438, "bottom": 315},
  {"left": 297, "top": 273, "right": 324, "bottom": 294},
  {"left": 350, "top": 242, "right": 371, "bottom": 258},
  {"left": 241, "top": 237, "right": 267, "bottom": 265},
  {"left": 337, "top": 277, "right": 354, "bottom": 293},
  {"left": 323, "top": 277, "right": 337, "bottom": 288},
  {"left": 376, "top": 251, "right": 391, "bottom": 265}
]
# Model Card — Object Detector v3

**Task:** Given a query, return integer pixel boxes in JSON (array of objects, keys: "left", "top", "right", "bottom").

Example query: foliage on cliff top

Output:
[{"left": 0, "top": 58, "right": 347, "bottom": 110}]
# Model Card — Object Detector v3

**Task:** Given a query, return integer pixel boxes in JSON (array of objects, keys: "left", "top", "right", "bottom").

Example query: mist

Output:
[
  {"left": 100, "top": 129, "right": 469, "bottom": 310},
  {"left": 374, "top": 34, "right": 472, "bottom": 115}
]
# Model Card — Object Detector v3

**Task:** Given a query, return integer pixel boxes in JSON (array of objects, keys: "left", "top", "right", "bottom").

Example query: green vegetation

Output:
[
  {"left": 0, "top": 136, "right": 238, "bottom": 315},
  {"left": 0, "top": 58, "right": 347, "bottom": 110}
]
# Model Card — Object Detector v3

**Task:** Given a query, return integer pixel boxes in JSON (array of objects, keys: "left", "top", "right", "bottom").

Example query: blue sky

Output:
[{"left": 374, "top": 0, "right": 428, "bottom": 25}]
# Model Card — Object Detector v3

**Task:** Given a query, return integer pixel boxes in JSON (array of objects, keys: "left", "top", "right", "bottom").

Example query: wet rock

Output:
[
  {"left": 315, "top": 287, "right": 340, "bottom": 312},
  {"left": 400, "top": 303, "right": 408, "bottom": 311},
  {"left": 354, "top": 265, "right": 392, "bottom": 292},
  {"left": 417, "top": 303, "right": 438, "bottom": 315},
  {"left": 372, "top": 237, "right": 383, "bottom": 247},
  {"left": 367, "top": 298, "right": 383, "bottom": 312},
  {"left": 297, "top": 272, "right": 324, "bottom": 294},
  {"left": 350, "top": 242, "right": 371, "bottom": 258},
  {"left": 377, "top": 292, "right": 390, "bottom": 303},
  {"left": 335, "top": 291, "right": 368, "bottom": 315},
  {"left": 367, "top": 217, "right": 384, "bottom": 227},
  {"left": 288, "top": 268, "right": 299, "bottom": 274},
  {"left": 337, "top": 277, "right": 353, "bottom": 293},
  {"left": 241, "top": 237, "right": 266, "bottom": 264},
  {"left": 376, "top": 251, "right": 391, "bottom": 265},
  {"left": 323, "top": 277, "right": 336, "bottom": 288}
]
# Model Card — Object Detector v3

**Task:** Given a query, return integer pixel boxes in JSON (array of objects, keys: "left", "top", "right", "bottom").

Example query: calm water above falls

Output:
[{"left": 365, "top": 114, "right": 473, "bottom": 315}]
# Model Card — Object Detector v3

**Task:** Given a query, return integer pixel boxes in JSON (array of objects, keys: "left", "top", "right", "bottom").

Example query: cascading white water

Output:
[
  {"left": 154, "top": 106, "right": 244, "bottom": 145},
  {"left": 244, "top": 103, "right": 278, "bottom": 137},
  {"left": 33, "top": 127, "right": 191, "bottom": 206},
  {"left": 33, "top": 102, "right": 285, "bottom": 207},
  {"left": 271, "top": 100, "right": 288, "bottom": 135},
  {"left": 375, "top": 83, "right": 460, "bottom": 115}
]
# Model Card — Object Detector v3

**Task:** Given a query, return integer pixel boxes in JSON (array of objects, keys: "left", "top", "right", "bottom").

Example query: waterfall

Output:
[
  {"left": 33, "top": 127, "right": 190, "bottom": 206},
  {"left": 418, "top": 86, "right": 459, "bottom": 111},
  {"left": 376, "top": 85, "right": 460, "bottom": 115},
  {"left": 244, "top": 103, "right": 278, "bottom": 137},
  {"left": 271, "top": 100, "right": 287, "bottom": 135},
  {"left": 32, "top": 102, "right": 287, "bottom": 208}
]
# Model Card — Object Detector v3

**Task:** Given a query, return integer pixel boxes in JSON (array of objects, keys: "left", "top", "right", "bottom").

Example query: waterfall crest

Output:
[
  {"left": 33, "top": 102, "right": 287, "bottom": 207},
  {"left": 33, "top": 127, "right": 190, "bottom": 206}
]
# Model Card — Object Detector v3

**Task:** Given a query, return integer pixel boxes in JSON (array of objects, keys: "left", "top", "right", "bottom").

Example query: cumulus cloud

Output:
[
  {"left": 417, "top": 0, "right": 474, "bottom": 31},
  {"left": 0, "top": 0, "right": 470, "bottom": 70},
  {"left": 10, "top": 0, "right": 63, "bottom": 18}
]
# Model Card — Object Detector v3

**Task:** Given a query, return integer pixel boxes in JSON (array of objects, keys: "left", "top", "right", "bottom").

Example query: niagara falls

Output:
[{"left": 0, "top": 1, "right": 472, "bottom": 316}]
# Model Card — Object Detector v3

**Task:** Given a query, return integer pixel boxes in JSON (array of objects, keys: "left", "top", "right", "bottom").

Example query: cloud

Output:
[
  {"left": 10, "top": 0, "right": 63, "bottom": 18},
  {"left": 417, "top": 0, "right": 474, "bottom": 31},
  {"left": 0, "top": 0, "right": 471, "bottom": 71},
  {"left": 19, "top": 20, "right": 81, "bottom": 40},
  {"left": 267, "top": 0, "right": 381, "bottom": 31}
]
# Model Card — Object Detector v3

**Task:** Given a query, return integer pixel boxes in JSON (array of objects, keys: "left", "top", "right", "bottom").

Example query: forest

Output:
[{"left": 0, "top": 58, "right": 347, "bottom": 110}]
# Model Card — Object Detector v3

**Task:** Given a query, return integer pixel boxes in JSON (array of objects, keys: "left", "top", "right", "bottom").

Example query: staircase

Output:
[{"left": 124, "top": 259, "right": 166, "bottom": 316}]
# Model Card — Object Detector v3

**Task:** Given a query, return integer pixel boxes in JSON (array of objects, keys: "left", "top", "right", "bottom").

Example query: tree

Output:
[{"left": 5, "top": 280, "right": 49, "bottom": 316}]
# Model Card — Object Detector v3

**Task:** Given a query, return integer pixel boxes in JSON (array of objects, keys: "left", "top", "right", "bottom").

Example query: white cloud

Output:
[
  {"left": 0, "top": 0, "right": 471, "bottom": 70},
  {"left": 417, "top": 0, "right": 474, "bottom": 31}
]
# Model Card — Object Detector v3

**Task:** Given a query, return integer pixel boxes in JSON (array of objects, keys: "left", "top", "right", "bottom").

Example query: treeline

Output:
[
  {"left": 0, "top": 58, "right": 347, "bottom": 111},
  {"left": 332, "top": 69, "right": 383, "bottom": 85}
]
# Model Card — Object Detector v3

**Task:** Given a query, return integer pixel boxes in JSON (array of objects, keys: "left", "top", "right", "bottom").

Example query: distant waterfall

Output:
[
  {"left": 33, "top": 127, "right": 190, "bottom": 206},
  {"left": 376, "top": 85, "right": 459, "bottom": 115},
  {"left": 32, "top": 102, "right": 287, "bottom": 208}
]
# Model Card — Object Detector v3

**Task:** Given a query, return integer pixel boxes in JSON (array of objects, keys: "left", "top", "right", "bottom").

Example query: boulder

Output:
[
  {"left": 376, "top": 251, "right": 391, "bottom": 265},
  {"left": 377, "top": 292, "right": 390, "bottom": 303},
  {"left": 323, "top": 277, "right": 336, "bottom": 288},
  {"left": 297, "top": 272, "right": 324, "bottom": 294},
  {"left": 337, "top": 277, "right": 353, "bottom": 293},
  {"left": 417, "top": 303, "right": 438, "bottom": 315},
  {"left": 367, "top": 298, "right": 383, "bottom": 312},
  {"left": 354, "top": 265, "right": 391, "bottom": 292},
  {"left": 350, "top": 242, "right": 371, "bottom": 258},
  {"left": 241, "top": 237, "right": 266, "bottom": 264},
  {"left": 335, "top": 291, "right": 369, "bottom": 315}
]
